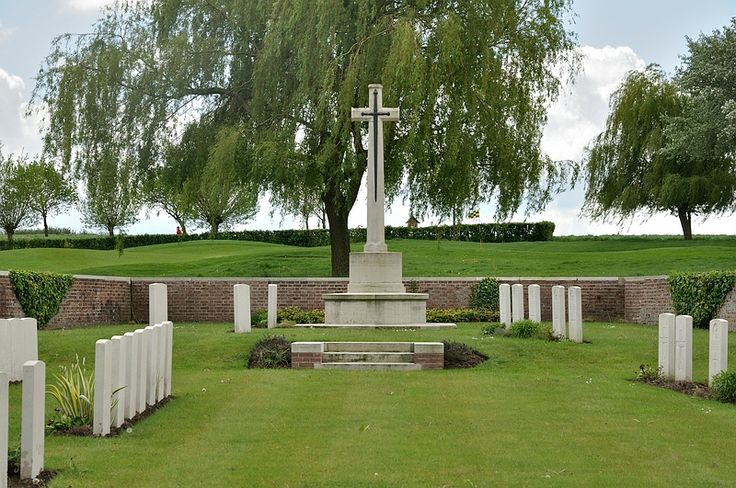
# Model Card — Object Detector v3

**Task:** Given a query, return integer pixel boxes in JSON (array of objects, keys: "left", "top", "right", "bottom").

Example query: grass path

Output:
[
  {"left": 1, "top": 237, "right": 735, "bottom": 277},
  {"left": 6, "top": 322, "right": 736, "bottom": 486}
]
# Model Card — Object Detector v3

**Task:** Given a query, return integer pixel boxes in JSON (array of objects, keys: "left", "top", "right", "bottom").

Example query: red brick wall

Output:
[{"left": 2, "top": 272, "right": 736, "bottom": 328}]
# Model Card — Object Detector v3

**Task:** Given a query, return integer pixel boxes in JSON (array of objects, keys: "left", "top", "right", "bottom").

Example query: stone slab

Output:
[
  {"left": 123, "top": 332, "right": 138, "bottom": 420},
  {"left": 709, "top": 319, "right": 729, "bottom": 386},
  {"left": 233, "top": 284, "right": 251, "bottom": 333},
  {"left": 675, "top": 314, "right": 693, "bottom": 382},
  {"left": 324, "top": 342, "right": 415, "bottom": 352},
  {"left": 296, "top": 323, "right": 456, "bottom": 329},
  {"left": 511, "top": 284, "right": 524, "bottom": 322},
  {"left": 149, "top": 283, "right": 168, "bottom": 326},
  {"left": 658, "top": 313, "right": 676, "bottom": 379},
  {"left": 528, "top": 284, "right": 541, "bottom": 322},
  {"left": 324, "top": 292, "right": 429, "bottom": 325},
  {"left": 20, "top": 360, "right": 44, "bottom": 480},
  {"left": 552, "top": 285, "right": 566, "bottom": 339},
  {"left": 347, "top": 252, "right": 405, "bottom": 293},
  {"left": 499, "top": 284, "right": 511, "bottom": 327},
  {"left": 316, "top": 362, "right": 422, "bottom": 371},
  {"left": 93, "top": 340, "right": 112, "bottom": 436},
  {"left": 0, "top": 372, "right": 8, "bottom": 488},
  {"left": 267, "top": 284, "right": 277, "bottom": 329}
]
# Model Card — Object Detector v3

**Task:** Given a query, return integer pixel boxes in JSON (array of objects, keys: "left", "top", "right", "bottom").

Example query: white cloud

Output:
[
  {"left": 59, "top": 0, "right": 115, "bottom": 14},
  {"left": 0, "top": 68, "right": 43, "bottom": 156}
]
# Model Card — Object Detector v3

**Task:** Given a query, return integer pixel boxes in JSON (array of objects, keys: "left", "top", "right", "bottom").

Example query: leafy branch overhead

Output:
[{"left": 32, "top": 0, "right": 579, "bottom": 276}]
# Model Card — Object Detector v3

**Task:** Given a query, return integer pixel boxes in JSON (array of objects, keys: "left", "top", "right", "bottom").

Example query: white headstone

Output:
[
  {"left": 551, "top": 286, "right": 566, "bottom": 339},
  {"left": 122, "top": 332, "right": 138, "bottom": 420},
  {"left": 709, "top": 318, "right": 729, "bottom": 386},
  {"left": 499, "top": 284, "right": 511, "bottom": 327},
  {"left": 267, "top": 284, "right": 278, "bottom": 329},
  {"left": 133, "top": 329, "right": 147, "bottom": 414},
  {"left": 20, "top": 360, "right": 45, "bottom": 479},
  {"left": 0, "top": 371, "right": 8, "bottom": 488},
  {"left": 145, "top": 326, "right": 158, "bottom": 406},
  {"left": 0, "top": 319, "right": 10, "bottom": 381},
  {"left": 162, "top": 321, "right": 173, "bottom": 397},
  {"left": 8, "top": 318, "right": 38, "bottom": 382},
  {"left": 110, "top": 336, "right": 126, "bottom": 429},
  {"left": 568, "top": 286, "right": 583, "bottom": 343},
  {"left": 511, "top": 284, "right": 524, "bottom": 323},
  {"left": 149, "top": 283, "right": 168, "bottom": 326},
  {"left": 154, "top": 324, "right": 166, "bottom": 402},
  {"left": 234, "top": 284, "right": 251, "bottom": 333},
  {"left": 657, "top": 313, "right": 676, "bottom": 379},
  {"left": 351, "top": 84, "right": 400, "bottom": 253},
  {"left": 528, "top": 284, "right": 541, "bottom": 322},
  {"left": 675, "top": 314, "right": 693, "bottom": 382},
  {"left": 93, "top": 340, "right": 112, "bottom": 436}
]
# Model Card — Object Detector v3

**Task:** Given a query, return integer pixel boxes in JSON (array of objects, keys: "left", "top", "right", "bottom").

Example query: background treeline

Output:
[{"left": 0, "top": 222, "right": 555, "bottom": 251}]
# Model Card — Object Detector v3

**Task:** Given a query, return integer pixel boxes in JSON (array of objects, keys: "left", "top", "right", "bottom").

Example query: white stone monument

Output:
[
  {"left": 234, "top": 284, "right": 251, "bottom": 333},
  {"left": 709, "top": 318, "right": 729, "bottom": 386},
  {"left": 110, "top": 336, "right": 126, "bottom": 429},
  {"left": 499, "top": 284, "right": 511, "bottom": 327},
  {"left": 149, "top": 283, "right": 168, "bottom": 326},
  {"left": 658, "top": 313, "right": 676, "bottom": 379},
  {"left": 134, "top": 329, "right": 147, "bottom": 414},
  {"left": 0, "top": 318, "right": 39, "bottom": 382},
  {"left": 93, "top": 340, "right": 112, "bottom": 436},
  {"left": 568, "top": 286, "right": 583, "bottom": 343},
  {"left": 123, "top": 332, "right": 138, "bottom": 419},
  {"left": 675, "top": 314, "right": 693, "bottom": 382},
  {"left": 145, "top": 326, "right": 158, "bottom": 406},
  {"left": 20, "top": 361, "right": 45, "bottom": 480},
  {"left": 267, "top": 284, "right": 277, "bottom": 329},
  {"left": 318, "top": 84, "right": 453, "bottom": 329},
  {"left": 511, "top": 284, "right": 524, "bottom": 323},
  {"left": 154, "top": 324, "right": 166, "bottom": 402},
  {"left": 0, "top": 371, "right": 7, "bottom": 488},
  {"left": 551, "top": 285, "right": 566, "bottom": 339},
  {"left": 163, "top": 321, "right": 173, "bottom": 397},
  {"left": 528, "top": 284, "right": 541, "bottom": 322}
]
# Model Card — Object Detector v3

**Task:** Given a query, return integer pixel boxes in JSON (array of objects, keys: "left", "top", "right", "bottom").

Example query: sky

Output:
[{"left": 0, "top": 0, "right": 735, "bottom": 236}]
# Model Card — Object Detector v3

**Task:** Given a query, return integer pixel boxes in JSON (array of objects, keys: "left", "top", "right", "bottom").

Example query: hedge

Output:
[
  {"left": 8, "top": 270, "right": 74, "bottom": 328},
  {"left": 669, "top": 271, "right": 736, "bottom": 329},
  {"left": 0, "top": 222, "right": 554, "bottom": 251}
]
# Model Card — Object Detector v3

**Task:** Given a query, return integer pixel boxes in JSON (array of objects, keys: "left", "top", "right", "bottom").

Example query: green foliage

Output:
[
  {"left": 441, "top": 341, "right": 488, "bottom": 369},
  {"left": 82, "top": 155, "right": 140, "bottom": 237},
  {"left": 277, "top": 307, "right": 324, "bottom": 324},
  {"left": 635, "top": 364, "right": 663, "bottom": 383},
  {"left": 669, "top": 271, "right": 736, "bottom": 328},
  {"left": 9, "top": 270, "right": 73, "bottom": 328},
  {"left": 247, "top": 335, "right": 292, "bottom": 369},
  {"left": 116, "top": 233, "right": 125, "bottom": 257},
  {"left": 481, "top": 324, "right": 506, "bottom": 336},
  {"left": 469, "top": 278, "right": 500, "bottom": 309},
  {"left": 7, "top": 444, "right": 21, "bottom": 476},
  {"left": 0, "top": 149, "right": 36, "bottom": 248},
  {"left": 426, "top": 308, "right": 498, "bottom": 324},
  {"left": 15, "top": 161, "right": 77, "bottom": 237},
  {"left": 250, "top": 310, "right": 268, "bottom": 328},
  {"left": 508, "top": 320, "right": 543, "bottom": 339},
  {"left": 46, "top": 355, "right": 95, "bottom": 430},
  {"left": 711, "top": 370, "right": 736, "bottom": 403}
]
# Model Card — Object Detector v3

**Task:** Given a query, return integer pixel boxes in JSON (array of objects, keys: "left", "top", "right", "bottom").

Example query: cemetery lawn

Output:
[
  {"left": 2, "top": 237, "right": 736, "bottom": 277},
  {"left": 6, "top": 322, "right": 736, "bottom": 487}
]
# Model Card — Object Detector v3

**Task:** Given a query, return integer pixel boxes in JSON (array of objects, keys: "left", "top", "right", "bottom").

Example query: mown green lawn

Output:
[
  {"left": 6, "top": 322, "right": 736, "bottom": 487},
  {"left": 1, "top": 237, "right": 735, "bottom": 277}
]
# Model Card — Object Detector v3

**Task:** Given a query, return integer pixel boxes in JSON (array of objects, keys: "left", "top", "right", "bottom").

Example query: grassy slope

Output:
[
  {"left": 6, "top": 322, "right": 735, "bottom": 487},
  {"left": 1, "top": 238, "right": 735, "bottom": 277}
]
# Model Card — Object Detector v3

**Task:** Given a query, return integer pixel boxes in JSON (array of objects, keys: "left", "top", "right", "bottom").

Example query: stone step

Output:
[
  {"left": 322, "top": 352, "right": 415, "bottom": 363},
  {"left": 323, "top": 342, "right": 414, "bottom": 353},
  {"left": 315, "top": 362, "right": 422, "bottom": 371}
]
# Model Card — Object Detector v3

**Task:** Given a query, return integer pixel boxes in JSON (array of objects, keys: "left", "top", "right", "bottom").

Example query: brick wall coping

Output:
[{"left": 622, "top": 275, "right": 669, "bottom": 282}]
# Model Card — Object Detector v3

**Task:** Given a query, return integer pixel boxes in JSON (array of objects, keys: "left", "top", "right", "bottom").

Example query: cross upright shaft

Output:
[{"left": 351, "top": 84, "right": 399, "bottom": 253}]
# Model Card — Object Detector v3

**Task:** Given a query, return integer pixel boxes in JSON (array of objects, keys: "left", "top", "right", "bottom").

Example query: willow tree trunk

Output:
[
  {"left": 677, "top": 207, "right": 693, "bottom": 240},
  {"left": 324, "top": 199, "right": 351, "bottom": 277},
  {"left": 43, "top": 213, "right": 49, "bottom": 237}
]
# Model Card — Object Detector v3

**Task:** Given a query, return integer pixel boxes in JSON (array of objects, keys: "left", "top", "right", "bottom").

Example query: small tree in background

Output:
[
  {"left": 0, "top": 150, "right": 36, "bottom": 247},
  {"left": 17, "top": 161, "right": 77, "bottom": 237},
  {"left": 82, "top": 155, "right": 140, "bottom": 236}
]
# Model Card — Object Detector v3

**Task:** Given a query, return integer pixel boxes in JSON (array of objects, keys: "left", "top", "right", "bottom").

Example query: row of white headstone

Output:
[
  {"left": 0, "top": 318, "right": 38, "bottom": 382},
  {"left": 234, "top": 283, "right": 278, "bottom": 333},
  {"left": 499, "top": 283, "right": 583, "bottom": 343},
  {"left": 93, "top": 321, "right": 174, "bottom": 436},
  {"left": 1, "top": 361, "right": 45, "bottom": 486},
  {"left": 658, "top": 313, "right": 729, "bottom": 385}
]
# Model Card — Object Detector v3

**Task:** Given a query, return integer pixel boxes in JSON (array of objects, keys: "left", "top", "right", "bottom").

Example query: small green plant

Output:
[
  {"left": 508, "top": 320, "right": 542, "bottom": 338},
  {"left": 712, "top": 370, "right": 736, "bottom": 403},
  {"left": 635, "top": 364, "right": 663, "bottom": 383},
  {"left": 7, "top": 445, "right": 21, "bottom": 476},
  {"left": 251, "top": 309, "right": 268, "bottom": 328},
  {"left": 469, "top": 278, "right": 499, "bottom": 309},
  {"left": 116, "top": 233, "right": 125, "bottom": 257},
  {"left": 442, "top": 341, "right": 489, "bottom": 369},
  {"left": 46, "top": 355, "right": 95, "bottom": 430},
  {"left": 426, "top": 308, "right": 498, "bottom": 323},
  {"left": 247, "top": 335, "right": 292, "bottom": 369},
  {"left": 9, "top": 270, "right": 73, "bottom": 328},
  {"left": 277, "top": 307, "right": 325, "bottom": 324},
  {"left": 481, "top": 323, "right": 505, "bottom": 335}
]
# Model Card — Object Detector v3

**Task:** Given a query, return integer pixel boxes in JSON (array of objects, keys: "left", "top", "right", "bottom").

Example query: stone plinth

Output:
[
  {"left": 324, "top": 292, "right": 428, "bottom": 325},
  {"left": 347, "top": 253, "right": 405, "bottom": 293}
]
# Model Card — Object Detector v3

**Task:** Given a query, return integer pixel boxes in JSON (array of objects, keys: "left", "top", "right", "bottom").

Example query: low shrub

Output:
[
  {"left": 251, "top": 310, "right": 268, "bottom": 328},
  {"left": 9, "top": 270, "right": 73, "bottom": 328},
  {"left": 426, "top": 308, "right": 498, "bottom": 323},
  {"left": 7, "top": 445, "right": 20, "bottom": 476},
  {"left": 481, "top": 323, "right": 505, "bottom": 335},
  {"left": 277, "top": 307, "right": 325, "bottom": 324},
  {"left": 247, "top": 335, "right": 292, "bottom": 369},
  {"left": 635, "top": 364, "right": 663, "bottom": 383},
  {"left": 469, "top": 278, "right": 499, "bottom": 309},
  {"left": 442, "top": 341, "right": 488, "bottom": 369},
  {"left": 46, "top": 355, "right": 95, "bottom": 431},
  {"left": 508, "top": 320, "right": 543, "bottom": 338},
  {"left": 712, "top": 370, "right": 736, "bottom": 403}
]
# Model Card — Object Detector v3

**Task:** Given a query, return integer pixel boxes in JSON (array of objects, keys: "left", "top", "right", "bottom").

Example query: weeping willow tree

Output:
[{"left": 33, "top": 0, "right": 577, "bottom": 276}]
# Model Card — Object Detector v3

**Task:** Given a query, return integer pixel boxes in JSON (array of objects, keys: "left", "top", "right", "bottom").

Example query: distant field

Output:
[{"left": 0, "top": 237, "right": 734, "bottom": 277}]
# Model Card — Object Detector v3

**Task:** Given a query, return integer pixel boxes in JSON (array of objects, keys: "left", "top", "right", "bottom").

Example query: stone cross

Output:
[{"left": 351, "top": 84, "right": 400, "bottom": 253}]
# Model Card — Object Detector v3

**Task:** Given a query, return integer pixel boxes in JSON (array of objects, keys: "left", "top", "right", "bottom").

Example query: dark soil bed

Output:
[
  {"left": 635, "top": 377, "right": 711, "bottom": 399},
  {"left": 8, "top": 470, "right": 56, "bottom": 487},
  {"left": 442, "top": 340, "right": 489, "bottom": 368}
]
